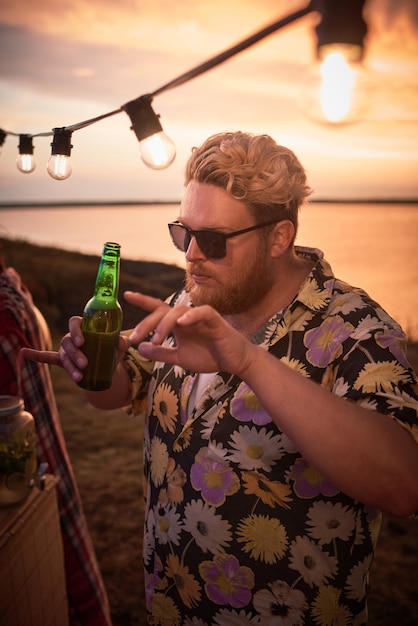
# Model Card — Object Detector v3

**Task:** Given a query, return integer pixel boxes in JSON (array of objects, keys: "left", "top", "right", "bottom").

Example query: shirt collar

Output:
[{"left": 291, "top": 246, "right": 335, "bottom": 313}]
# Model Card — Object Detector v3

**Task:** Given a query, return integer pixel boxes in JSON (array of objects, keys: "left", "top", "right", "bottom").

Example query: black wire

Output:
[
  {"left": 151, "top": 5, "right": 314, "bottom": 97},
  {"left": 0, "top": 3, "right": 315, "bottom": 139}
]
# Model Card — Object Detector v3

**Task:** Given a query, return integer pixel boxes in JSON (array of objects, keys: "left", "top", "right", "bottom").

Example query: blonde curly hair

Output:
[{"left": 185, "top": 131, "right": 312, "bottom": 237}]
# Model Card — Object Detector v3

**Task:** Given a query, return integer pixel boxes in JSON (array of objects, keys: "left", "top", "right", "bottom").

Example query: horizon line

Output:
[{"left": 1, "top": 198, "right": 418, "bottom": 209}]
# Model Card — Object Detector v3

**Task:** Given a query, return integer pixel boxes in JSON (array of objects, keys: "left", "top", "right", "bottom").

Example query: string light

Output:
[
  {"left": 0, "top": 129, "right": 6, "bottom": 155},
  {"left": 0, "top": 0, "right": 370, "bottom": 180},
  {"left": 16, "top": 135, "right": 36, "bottom": 174},
  {"left": 122, "top": 96, "right": 176, "bottom": 170},
  {"left": 47, "top": 128, "right": 73, "bottom": 180},
  {"left": 301, "top": 0, "right": 368, "bottom": 124}
]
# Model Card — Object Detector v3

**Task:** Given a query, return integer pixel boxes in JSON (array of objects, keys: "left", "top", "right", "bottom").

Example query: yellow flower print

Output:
[
  {"left": 150, "top": 437, "right": 169, "bottom": 487},
  {"left": 299, "top": 278, "right": 330, "bottom": 310},
  {"left": 311, "top": 585, "right": 352, "bottom": 625},
  {"left": 165, "top": 553, "right": 202, "bottom": 609},
  {"left": 159, "top": 457, "right": 186, "bottom": 505},
  {"left": 173, "top": 427, "right": 192, "bottom": 452},
  {"left": 153, "top": 382, "right": 179, "bottom": 433},
  {"left": 152, "top": 592, "right": 181, "bottom": 626},
  {"left": 280, "top": 356, "right": 309, "bottom": 377},
  {"left": 236, "top": 514, "right": 288, "bottom": 563},
  {"left": 242, "top": 470, "right": 292, "bottom": 509},
  {"left": 354, "top": 361, "right": 411, "bottom": 393}
]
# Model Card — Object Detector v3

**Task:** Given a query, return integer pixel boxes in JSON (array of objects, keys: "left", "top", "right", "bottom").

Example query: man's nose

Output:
[{"left": 185, "top": 235, "right": 206, "bottom": 260}]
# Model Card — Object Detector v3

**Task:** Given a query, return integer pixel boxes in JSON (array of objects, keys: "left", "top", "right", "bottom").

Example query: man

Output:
[{"left": 23, "top": 132, "right": 418, "bottom": 625}]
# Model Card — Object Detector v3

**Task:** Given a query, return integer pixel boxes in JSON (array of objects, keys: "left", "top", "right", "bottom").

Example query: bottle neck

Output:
[
  {"left": 94, "top": 262, "right": 119, "bottom": 300},
  {"left": 94, "top": 244, "right": 120, "bottom": 302}
]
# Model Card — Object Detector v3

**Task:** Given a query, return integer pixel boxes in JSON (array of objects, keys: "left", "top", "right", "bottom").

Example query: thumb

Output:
[{"left": 20, "top": 347, "right": 62, "bottom": 367}]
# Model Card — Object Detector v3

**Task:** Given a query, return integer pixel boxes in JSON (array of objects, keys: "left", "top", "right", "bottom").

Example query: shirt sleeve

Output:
[
  {"left": 121, "top": 346, "right": 154, "bottom": 416},
  {"left": 332, "top": 328, "right": 418, "bottom": 446}
]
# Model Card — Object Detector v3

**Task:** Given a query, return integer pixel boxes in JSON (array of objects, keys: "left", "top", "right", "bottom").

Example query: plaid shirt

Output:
[{"left": 0, "top": 267, "right": 112, "bottom": 626}]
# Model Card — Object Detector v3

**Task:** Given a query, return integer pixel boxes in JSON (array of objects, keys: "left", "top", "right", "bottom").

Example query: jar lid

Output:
[{"left": 0, "top": 395, "right": 24, "bottom": 416}]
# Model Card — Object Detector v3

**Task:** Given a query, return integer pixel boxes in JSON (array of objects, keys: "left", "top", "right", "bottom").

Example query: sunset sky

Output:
[{"left": 0, "top": 0, "right": 417, "bottom": 203}]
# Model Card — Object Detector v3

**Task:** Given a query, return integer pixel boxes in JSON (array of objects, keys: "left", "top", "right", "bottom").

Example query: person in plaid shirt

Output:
[{"left": 0, "top": 257, "right": 112, "bottom": 626}]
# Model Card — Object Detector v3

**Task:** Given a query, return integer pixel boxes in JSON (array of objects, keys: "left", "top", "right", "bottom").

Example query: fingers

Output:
[
  {"left": 150, "top": 305, "right": 191, "bottom": 344},
  {"left": 124, "top": 291, "right": 165, "bottom": 312},
  {"left": 21, "top": 347, "right": 62, "bottom": 367},
  {"left": 126, "top": 294, "right": 172, "bottom": 345},
  {"left": 68, "top": 315, "right": 84, "bottom": 346},
  {"left": 137, "top": 342, "right": 179, "bottom": 365},
  {"left": 176, "top": 305, "right": 220, "bottom": 328}
]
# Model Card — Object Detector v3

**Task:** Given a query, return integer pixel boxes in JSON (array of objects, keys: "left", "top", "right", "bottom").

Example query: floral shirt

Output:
[{"left": 124, "top": 247, "right": 418, "bottom": 626}]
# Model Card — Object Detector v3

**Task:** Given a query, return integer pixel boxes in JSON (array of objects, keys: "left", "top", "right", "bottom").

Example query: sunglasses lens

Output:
[
  {"left": 194, "top": 231, "right": 225, "bottom": 259},
  {"left": 168, "top": 224, "right": 226, "bottom": 259},
  {"left": 168, "top": 224, "right": 189, "bottom": 252}
]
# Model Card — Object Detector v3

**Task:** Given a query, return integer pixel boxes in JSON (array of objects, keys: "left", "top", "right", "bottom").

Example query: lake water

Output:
[{"left": 1, "top": 202, "right": 417, "bottom": 339}]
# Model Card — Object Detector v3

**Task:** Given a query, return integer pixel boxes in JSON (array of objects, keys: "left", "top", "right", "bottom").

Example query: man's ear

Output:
[{"left": 270, "top": 220, "right": 295, "bottom": 257}]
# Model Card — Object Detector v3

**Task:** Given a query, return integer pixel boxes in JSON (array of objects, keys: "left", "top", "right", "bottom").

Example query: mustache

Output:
[{"left": 186, "top": 263, "right": 211, "bottom": 277}]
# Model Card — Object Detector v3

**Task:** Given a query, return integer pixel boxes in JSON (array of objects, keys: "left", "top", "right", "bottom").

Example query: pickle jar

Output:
[{"left": 0, "top": 395, "right": 37, "bottom": 506}]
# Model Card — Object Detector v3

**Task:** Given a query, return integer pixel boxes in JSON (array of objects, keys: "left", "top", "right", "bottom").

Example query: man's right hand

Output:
[{"left": 21, "top": 315, "right": 130, "bottom": 384}]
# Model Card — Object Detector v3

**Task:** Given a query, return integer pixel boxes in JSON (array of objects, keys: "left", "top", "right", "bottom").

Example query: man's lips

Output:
[
  {"left": 187, "top": 266, "right": 213, "bottom": 284},
  {"left": 190, "top": 272, "right": 211, "bottom": 283}
]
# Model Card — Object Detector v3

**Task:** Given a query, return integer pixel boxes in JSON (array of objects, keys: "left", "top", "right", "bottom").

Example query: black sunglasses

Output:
[{"left": 168, "top": 218, "right": 281, "bottom": 259}]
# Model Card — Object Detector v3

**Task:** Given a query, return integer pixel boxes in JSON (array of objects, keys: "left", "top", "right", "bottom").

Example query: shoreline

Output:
[{"left": 1, "top": 198, "right": 418, "bottom": 209}]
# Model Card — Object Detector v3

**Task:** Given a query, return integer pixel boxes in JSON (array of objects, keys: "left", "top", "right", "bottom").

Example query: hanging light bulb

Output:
[
  {"left": 0, "top": 129, "right": 6, "bottom": 156},
  {"left": 301, "top": 0, "right": 369, "bottom": 125},
  {"left": 47, "top": 128, "right": 73, "bottom": 180},
  {"left": 122, "top": 96, "right": 176, "bottom": 169},
  {"left": 16, "top": 134, "right": 36, "bottom": 173}
]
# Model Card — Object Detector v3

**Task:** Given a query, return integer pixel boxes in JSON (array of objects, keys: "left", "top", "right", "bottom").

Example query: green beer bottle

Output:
[{"left": 78, "top": 242, "right": 123, "bottom": 391}]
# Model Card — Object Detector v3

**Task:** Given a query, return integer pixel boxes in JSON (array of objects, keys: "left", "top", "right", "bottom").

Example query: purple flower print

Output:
[
  {"left": 290, "top": 458, "right": 339, "bottom": 498},
  {"left": 191, "top": 448, "right": 240, "bottom": 507},
  {"left": 230, "top": 383, "right": 271, "bottom": 425},
  {"left": 199, "top": 553, "right": 254, "bottom": 608},
  {"left": 304, "top": 315, "right": 353, "bottom": 367},
  {"left": 375, "top": 329, "right": 410, "bottom": 369}
]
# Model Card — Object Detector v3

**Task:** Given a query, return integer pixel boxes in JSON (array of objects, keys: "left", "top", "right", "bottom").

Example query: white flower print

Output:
[
  {"left": 212, "top": 608, "right": 262, "bottom": 625},
  {"left": 333, "top": 376, "right": 350, "bottom": 398},
  {"left": 353, "top": 511, "right": 365, "bottom": 546},
  {"left": 154, "top": 502, "right": 182, "bottom": 546},
  {"left": 206, "top": 440, "right": 228, "bottom": 463},
  {"left": 306, "top": 501, "right": 355, "bottom": 545},
  {"left": 227, "top": 426, "right": 284, "bottom": 471},
  {"left": 183, "top": 499, "right": 232, "bottom": 554},
  {"left": 200, "top": 402, "right": 226, "bottom": 440},
  {"left": 350, "top": 314, "right": 383, "bottom": 340},
  {"left": 329, "top": 293, "right": 367, "bottom": 316},
  {"left": 289, "top": 536, "right": 338, "bottom": 588},
  {"left": 345, "top": 554, "right": 373, "bottom": 600},
  {"left": 253, "top": 579, "right": 308, "bottom": 625},
  {"left": 357, "top": 397, "right": 379, "bottom": 411}
]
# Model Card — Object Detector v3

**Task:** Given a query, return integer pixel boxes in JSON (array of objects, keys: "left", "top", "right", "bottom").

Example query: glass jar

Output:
[{"left": 0, "top": 395, "right": 37, "bottom": 506}]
